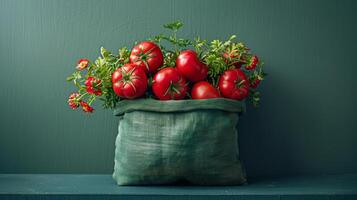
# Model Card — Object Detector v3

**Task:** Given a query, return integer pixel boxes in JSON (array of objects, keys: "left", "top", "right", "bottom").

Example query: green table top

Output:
[{"left": 0, "top": 174, "right": 356, "bottom": 199}]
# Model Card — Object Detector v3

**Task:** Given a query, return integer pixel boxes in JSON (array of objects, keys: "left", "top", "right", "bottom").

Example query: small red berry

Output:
[
  {"left": 245, "top": 64, "right": 255, "bottom": 70},
  {"left": 250, "top": 78, "right": 261, "bottom": 88},
  {"left": 85, "top": 77, "right": 102, "bottom": 96},
  {"left": 80, "top": 101, "right": 94, "bottom": 113},
  {"left": 67, "top": 93, "right": 80, "bottom": 109},
  {"left": 245, "top": 55, "right": 259, "bottom": 70},
  {"left": 76, "top": 58, "right": 89, "bottom": 70},
  {"left": 252, "top": 55, "right": 259, "bottom": 65}
]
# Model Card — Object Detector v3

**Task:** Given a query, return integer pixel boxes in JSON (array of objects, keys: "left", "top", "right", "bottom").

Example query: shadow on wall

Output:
[{"left": 238, "top": 74, "right": 318, "bottom": 178}]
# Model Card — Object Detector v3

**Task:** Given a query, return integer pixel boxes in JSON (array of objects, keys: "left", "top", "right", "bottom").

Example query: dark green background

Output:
[{"left": 0, "top": 0, "right": 356, "bottom": 178}]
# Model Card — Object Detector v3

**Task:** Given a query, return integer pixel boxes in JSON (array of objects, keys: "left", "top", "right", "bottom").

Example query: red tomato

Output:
[
  {"left": 129, "top": 41, "right": 164, "bottom": 74},
  {"left": 112, "top": 64, "right": 148, "bottom": 99},
  {"left": 218, "top": 69, "right": 249, "bottom": 100},
  {"left": 176, "top": 50, "right": 208, "bottom": 82},
  {"left": 191, "top": 81, "right": 220, "bottom": 99},
  {"left": 152, "top": 67, "right": 188, "bottom": 100}
]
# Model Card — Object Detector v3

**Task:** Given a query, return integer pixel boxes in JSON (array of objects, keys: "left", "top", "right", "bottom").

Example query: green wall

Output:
[{"left": 0, "top": 0, "right": 356, "bottom": 178}]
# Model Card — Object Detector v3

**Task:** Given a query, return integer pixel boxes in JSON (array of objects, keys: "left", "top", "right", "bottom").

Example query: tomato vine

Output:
[{"left": 67, "top": 21, "right": 267, "bottom": 112}]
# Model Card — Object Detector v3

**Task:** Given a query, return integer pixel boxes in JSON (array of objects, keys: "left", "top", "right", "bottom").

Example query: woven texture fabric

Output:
[{"left": 113, "top": 99, "right": 247, "bottom": 185}]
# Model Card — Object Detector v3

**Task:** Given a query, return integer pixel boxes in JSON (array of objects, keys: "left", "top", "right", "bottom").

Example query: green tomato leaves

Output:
[{"left": 163, "top": 21, "right": 183, "bottom": 32}]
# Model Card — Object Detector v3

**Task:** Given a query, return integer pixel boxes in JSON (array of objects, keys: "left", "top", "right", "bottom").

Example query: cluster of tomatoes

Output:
[{"left": 112, "top": 41, "right": 259, "bottom": 101}]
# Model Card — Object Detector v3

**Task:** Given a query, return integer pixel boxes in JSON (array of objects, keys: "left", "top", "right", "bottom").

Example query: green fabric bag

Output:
[{"left": 112, "top": 98, "right": 247, "bottom": 186}]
